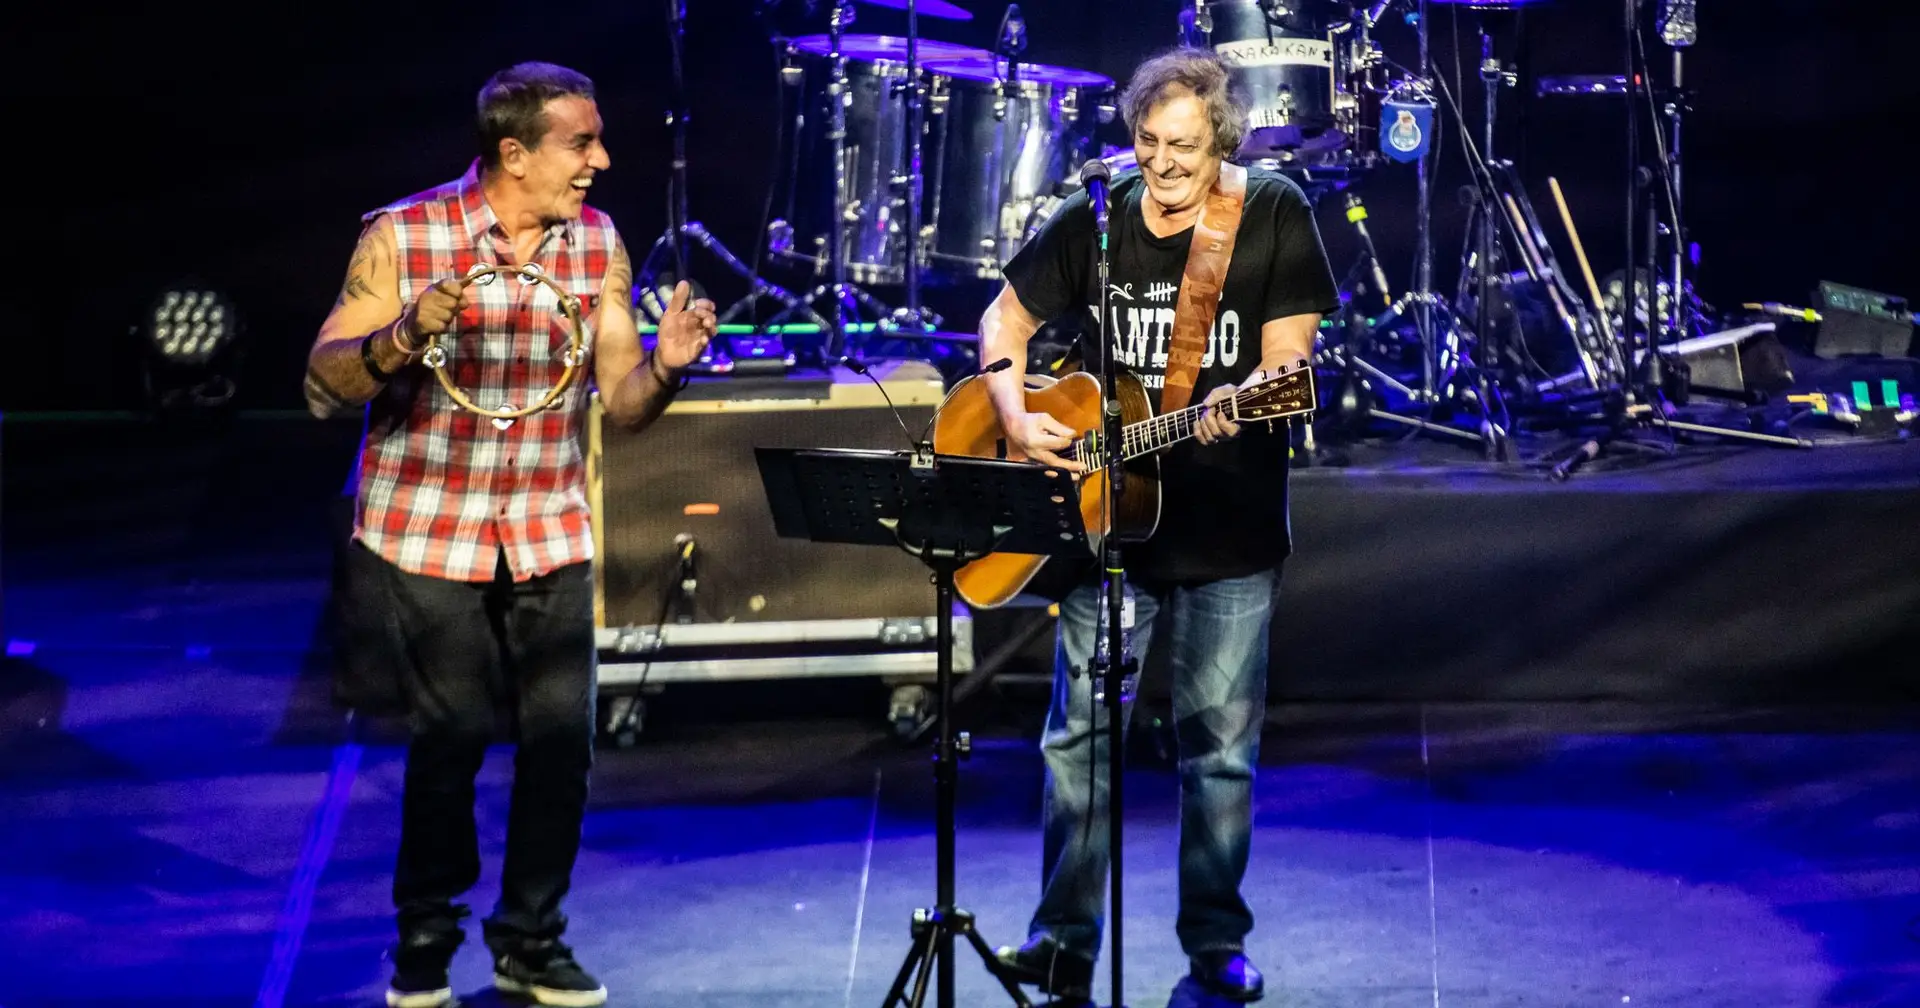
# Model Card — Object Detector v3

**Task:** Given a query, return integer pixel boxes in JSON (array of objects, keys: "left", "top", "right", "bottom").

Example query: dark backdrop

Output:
[{"left": 9, "top": 0, "right": 1915, "bottom": 412}]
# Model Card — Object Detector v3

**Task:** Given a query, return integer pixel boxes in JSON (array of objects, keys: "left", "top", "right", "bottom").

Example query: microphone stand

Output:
[
  {"left": 1623, "top": 0, "right": 1647, "bottom": 396},
  {"left": 1087, "top": 170, "right": 1134, "bottom": 1008},
  {"left": 666, "top": 0, "right": 690, "bottom": 285}
]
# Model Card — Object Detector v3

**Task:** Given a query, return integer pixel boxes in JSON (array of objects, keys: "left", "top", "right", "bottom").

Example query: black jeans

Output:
[{"left": 375, "top": 546, "right": 598, "bottom": 954}]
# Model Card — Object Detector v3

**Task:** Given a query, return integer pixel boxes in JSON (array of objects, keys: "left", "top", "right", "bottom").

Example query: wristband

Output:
[
  {"left": 391, "top": 322, "right": 421, "bottom": 357},
  {"left": 361, "top": 331, "right": 395, "bottom": 382},
  {"left": 650, "top": 353, "right": 690, "bottom": 390}
]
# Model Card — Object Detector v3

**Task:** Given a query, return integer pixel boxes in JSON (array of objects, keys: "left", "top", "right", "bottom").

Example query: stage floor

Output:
[
  {"left": 3, "top": 412, "right": 1920, "bottom": 1006},
  {"left": 5, "top": 564, "right": 1920, "bottom": 1007}
]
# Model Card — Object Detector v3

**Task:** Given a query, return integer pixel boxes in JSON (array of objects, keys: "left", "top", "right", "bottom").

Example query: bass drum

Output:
[
  {"left": 922, "top": 55, "right": 1114, "bottom": 282},
  {"left": 1200, "top": 0, "right": 1356, "bottom": 161},
  {"left": 778, "top": 34, "right": 990, "bottom": 285}
]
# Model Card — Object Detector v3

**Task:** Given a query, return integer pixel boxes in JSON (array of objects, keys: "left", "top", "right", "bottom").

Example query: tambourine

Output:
[{"left": 419, "top": 262, "right": 587, "bottom": 421}]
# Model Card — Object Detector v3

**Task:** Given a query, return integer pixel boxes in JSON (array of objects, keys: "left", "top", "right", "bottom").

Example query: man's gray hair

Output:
[{"left": 1119, "top": 46, "right": 1246, "bottom": 159}]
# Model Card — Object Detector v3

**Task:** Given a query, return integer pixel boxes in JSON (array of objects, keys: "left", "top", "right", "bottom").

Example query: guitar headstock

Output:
[{"left": 1234, "top": 365, "right": 1318, "bottom": 421}]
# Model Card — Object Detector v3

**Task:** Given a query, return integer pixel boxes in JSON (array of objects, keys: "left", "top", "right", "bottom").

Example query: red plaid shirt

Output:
[{"left": 351, "top": 161, "right": 617, "bottom": 583}]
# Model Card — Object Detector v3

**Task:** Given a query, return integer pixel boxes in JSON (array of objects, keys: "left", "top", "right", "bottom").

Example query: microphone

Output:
[
  {"left": 1550, "top": 439, "right": 1601, "bottom": 481},
  {"left": 1080, "top": 158, "right": 1112, "bottom": 236},
  {"left": 1362, "top": 0, "right": 1393, "bottom": 26},
  {"left": 841, "top": 354, "right": 924, "bottom": 452},
  {"left": 912, "top": 358, "right": 1013, "bottom": 458},
  {"left": 1343, "top": 193, "right": 1393, "bottom": 309},
  {"left": 996, "top": 4, "right": 1027, "bottom": 57},
  {"left": 1656, "top": 0, "right": 1697, "bottom": 47}
]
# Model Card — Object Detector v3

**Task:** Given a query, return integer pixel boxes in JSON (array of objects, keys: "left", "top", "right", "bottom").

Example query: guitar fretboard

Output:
[{"left": 1060, "top": 401, "right": 1213, "bottom": 465}]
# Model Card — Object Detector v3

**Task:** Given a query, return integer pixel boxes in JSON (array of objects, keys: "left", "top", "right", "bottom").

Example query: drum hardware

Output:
[
  {"left": 1176, "top": 2, "right": 1500, "bottom": 447},
  {"left": 1643, "top": 0, "right": 1695, "bottom": 350},
  {"left": 760, "top": 14, "right": 970, "bottom": 360},
  {"left": 635, "top": 0, "right": 820, "bottom": 372},
  {"left": 1535, "top": 73, "right": 1627, "bottom": 96},
  {"left": 1533, "top": 2, "right": 1798, "bottom": 478},
  {"left": 1433, "top": 63, "right": 1623, "bottom": 418},
  {"left": 920, "top": 52, "right": 1113, "bottom": 282},
  {"left": 1465, "top": 9, "right": 1516, "bottom": 403},
  {"left": 883, "top": 0, "right": 943, "bottom": 343},
  {"left": 1334, "top": 9, "right": 1516, "bottom": 458},
  {"left": 1192, "top": 0, "right": 1356, "bottom": 161},
  {"left": 805, "top": 1, "right": 891, "bottom": 360}
]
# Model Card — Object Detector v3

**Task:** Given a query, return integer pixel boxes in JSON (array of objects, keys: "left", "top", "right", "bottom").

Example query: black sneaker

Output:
[
  {"left": 387, "top": 936, "right": 458, "bottom": 1008},
  {"left": 993, "top": 934, "right": 1094, "bottom": 1001},
  {"left": 1189, "top": 950, "right": 1265, "bottom": 1003},
  {"left": 387, "top": 972, "right": 455, "bottom": 1008},
  {"left": 492, "top": 941, "right": 607, "bottom": 1007}
]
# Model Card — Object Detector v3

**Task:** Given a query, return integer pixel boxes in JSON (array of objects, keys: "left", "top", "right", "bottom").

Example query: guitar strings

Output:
[
  {"left": 1056, "top": 374, "right": 1303, "bottom": 463},
  {"left": 1059, "top": 402, "right": 1209, "bottom": 463}
]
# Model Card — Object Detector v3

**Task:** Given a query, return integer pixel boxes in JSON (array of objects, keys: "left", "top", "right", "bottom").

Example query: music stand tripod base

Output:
[{"left": 755, "top": 447, "right": 1089, "bottom": 1008}]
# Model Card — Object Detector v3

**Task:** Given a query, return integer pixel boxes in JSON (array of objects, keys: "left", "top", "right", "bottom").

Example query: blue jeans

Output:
[{"left": 1029, "top": 569, "right": 1277, "bottom": 959}]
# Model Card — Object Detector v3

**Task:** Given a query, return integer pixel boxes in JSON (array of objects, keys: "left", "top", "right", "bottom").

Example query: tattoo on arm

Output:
[
  {"left": 605, "top": 238, "right": 633, "bottom": 307},
  {"left": 335, "top": 222, "right": 390, "bottom": 306}
]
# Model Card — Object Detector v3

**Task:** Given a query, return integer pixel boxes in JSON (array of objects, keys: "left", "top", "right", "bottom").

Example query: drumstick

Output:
[
  {"left": 1547, "top": 177, "right": 1616, "bottom": 344},
  {"left": 1503, "top": 193, "right": 1580, "bottom": 340}
]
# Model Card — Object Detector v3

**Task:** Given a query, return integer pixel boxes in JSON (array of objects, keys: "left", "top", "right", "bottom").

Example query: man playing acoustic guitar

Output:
[{"left": 979, "top": 47, "right": 1339, "bottom": 1003}]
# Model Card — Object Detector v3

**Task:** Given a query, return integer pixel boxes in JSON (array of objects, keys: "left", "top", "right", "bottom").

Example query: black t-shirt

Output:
[{"left": 1002, "top": 165, "right": 1339, "bottom": 583}]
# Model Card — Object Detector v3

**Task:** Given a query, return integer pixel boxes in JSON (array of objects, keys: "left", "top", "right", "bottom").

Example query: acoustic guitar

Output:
[{"left": 931, "top": 364, "right": 1317, "bottom": 608}]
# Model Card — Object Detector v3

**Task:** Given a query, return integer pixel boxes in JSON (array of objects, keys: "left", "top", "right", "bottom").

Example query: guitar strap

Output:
[{"left": 1158, "top": 161, "right": 1248, "bottom": 414}]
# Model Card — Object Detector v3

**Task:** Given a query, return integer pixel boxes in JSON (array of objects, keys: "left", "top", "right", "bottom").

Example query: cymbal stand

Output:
[
  {"left": 1542, "top": 0, "right": 1801, "bottom": 480},
  {"left": 761, "top": 1, "right": 884, "bottom": 364},
  {"left": 1642, "top": 2, "right": 1700, "bottom": 349},
  {"left": 636, "top": 0, "right": 820, "bottom": 366},
  {"left": 1467, "top": 19, "right": 1502, "bottom": 397},
  {"left": 1308, "top": 189, "right": 1485, "bottom": 458},
  {"left": 1352, "top": 3, "right": 1511, "bottom": 460},
  {"left": 885, "top": 0, "right": 942, "bottom": 340}
]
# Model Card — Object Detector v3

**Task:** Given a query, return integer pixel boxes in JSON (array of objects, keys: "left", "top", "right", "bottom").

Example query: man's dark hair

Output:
[
  {"left": 475, "top": 62, "right": 597, "bottom": 169},
  {"left": 1120, "top": 47, "right": 1246, "bottom": 159}
]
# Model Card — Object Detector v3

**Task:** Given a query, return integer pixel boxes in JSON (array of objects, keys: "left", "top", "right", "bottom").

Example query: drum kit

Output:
[
  {"left": 639, "top": 0, "right": 1726, "bottom": 460},
  {"left": 752, "top": 0, "right": 1120, "bottom": 360},
  {"left": 735, "top": 0, "right": 1407, "bottom": 364}
]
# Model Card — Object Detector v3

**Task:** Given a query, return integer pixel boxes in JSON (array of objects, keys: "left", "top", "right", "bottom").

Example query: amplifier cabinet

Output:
[{"left": 586, "top": 360, "right": 972, "bottom": 719}]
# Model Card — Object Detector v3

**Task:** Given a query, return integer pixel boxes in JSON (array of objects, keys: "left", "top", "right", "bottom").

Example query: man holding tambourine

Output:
[{"left": 303, "top": 61, "right": 714, "bottom": 1008}]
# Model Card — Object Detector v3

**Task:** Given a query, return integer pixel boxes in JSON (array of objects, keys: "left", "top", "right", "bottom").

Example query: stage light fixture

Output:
[
  {"left": 140, "top": 283, "right": 243, "bottom": 411},
  {"left": 149, "top": 287, "right": 236, "bottom": 366}
]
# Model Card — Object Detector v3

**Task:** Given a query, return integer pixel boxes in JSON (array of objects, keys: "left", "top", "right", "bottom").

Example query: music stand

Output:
[{"left": 755, "top": 446, "right": 1089, "bottom": 1008}]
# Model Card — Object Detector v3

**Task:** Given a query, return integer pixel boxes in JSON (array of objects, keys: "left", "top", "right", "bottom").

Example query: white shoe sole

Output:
[
  {"left": 386, "top": 987, "right": 454, "bottom": 1008},
  {"left": 494, "top": 974, "right": 608, "bottom": 1007}
]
